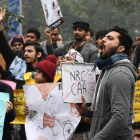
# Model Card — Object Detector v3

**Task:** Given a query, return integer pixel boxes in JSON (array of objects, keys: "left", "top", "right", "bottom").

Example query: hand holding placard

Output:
[
  {"left": 44, "top": 26, "right": 51, "bottom": 41},
  {"left": 6, "top": 101, "right": 13, "bottom": 113},
  {"left": 76, "top": 96, "right": 87, "bottom": 115}
]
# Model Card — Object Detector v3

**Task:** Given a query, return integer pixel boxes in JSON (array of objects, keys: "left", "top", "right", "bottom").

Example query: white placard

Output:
[
  {"left": 41, "top": 0, "right": 64, "bottom": 30},
  {"left": 23, "top": 83, "right": 80, "bottom": 140},
  {"left": 61, "top": 63, "right": 96, "bottom": 103}
]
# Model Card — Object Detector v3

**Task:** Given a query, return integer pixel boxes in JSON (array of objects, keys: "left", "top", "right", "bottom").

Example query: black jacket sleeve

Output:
[
  {"left": 0, "top": 31, "right": 16, "bottom": 68},
  {"left": 131, "top": 45, "right": 140, "bottom": 69},
  {"left": 0, "top": 81, "right": 15, "bottom": 122}
]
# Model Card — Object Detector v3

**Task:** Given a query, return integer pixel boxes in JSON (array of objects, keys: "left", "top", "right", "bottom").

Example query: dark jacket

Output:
[
  {"left": 40, "top": 40, "right": 65, "bottom": 57},
  {"left": 0, "top": 81, "right": 15, "bottom": 140},
  {"left": 0, "top": 31, "right": 40, "bottom": 89},
  {"left": 64, "top": 40, "right": 98, "bottom": 63},
  {"left": 131, "top": 45, "right": 140, "bottom": 69}
]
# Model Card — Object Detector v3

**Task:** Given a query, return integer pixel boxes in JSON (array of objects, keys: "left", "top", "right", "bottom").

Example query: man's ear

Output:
[
  {"left": 117, "top": 46, "right": 125, "bottom": 53},
  {"left": 37, "top": 52, "right": 42, "bottom": 58}
]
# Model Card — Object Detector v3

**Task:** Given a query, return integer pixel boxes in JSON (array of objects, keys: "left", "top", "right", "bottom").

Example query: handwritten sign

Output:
[
  {"left": 41, "top": 0, "right": 64, "bottom": 30},
  {"left": 61, "top": 63, "right": 96, "bottom": 103},
  {"left": 54, "top": 67, "right": 61, "bottom": 83},
  {"left": 11, "top": 89, "right": 26, "bottom": 124},
  {"left": 134, "top": 80, "right": 140, "bottom": 122},
  {"left": 23, "top": 83, "right": 80, "bottom": 140},
  {"left": 23, "top": 72, "right": 35, "bottom": 85},
  {"left": 0, "top": 92, "right": 9, "bottom": 140}
]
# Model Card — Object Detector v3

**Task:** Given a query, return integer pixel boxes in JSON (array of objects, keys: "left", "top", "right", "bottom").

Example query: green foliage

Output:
[
  {"left": 4, "top": 10, "right": 24, "bottom": 33},
  {"left": 22, "top": 0, "right": 46, "bottom": 40},
  {"left": 59, "top": 0, "right": 89, "bottom": 19},
  {"left": 0, "top": 0, "right": 140, "bottom": 42}
]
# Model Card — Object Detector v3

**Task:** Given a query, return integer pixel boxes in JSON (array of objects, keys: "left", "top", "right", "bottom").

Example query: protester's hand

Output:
[
  {"left": 44, "top": 26, "right": 52, "bottom": 41},
  {"left": 24, "top": 105, "right": 29, "bottom": 115},
  {"left": 6, "top": 101, "right": 13, "bottom": 113},
  {"left": 0, "top": 7, "right": 6, "bottom": 23},
  {"left": 76, "top": 96, "right": 87, "bottom": 115}
]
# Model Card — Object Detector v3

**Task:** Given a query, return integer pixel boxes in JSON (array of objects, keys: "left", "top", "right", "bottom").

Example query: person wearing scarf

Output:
[{"left": 76, "top": 26, "right": 137, "bottom": 140}]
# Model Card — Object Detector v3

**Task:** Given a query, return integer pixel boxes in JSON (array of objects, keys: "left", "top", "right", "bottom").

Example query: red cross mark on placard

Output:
[{"left": 63, "top": 66, "right": 93, "bottom": 101}]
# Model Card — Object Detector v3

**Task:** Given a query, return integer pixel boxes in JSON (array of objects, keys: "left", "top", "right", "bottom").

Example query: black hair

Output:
[
  {"left": 23, "top": 41, "right": 46, "bottom": 61},
  {"left": 73, "top": 21, "right": 89, "bottom": 32},
  {"left": 34, "top": 67, "right": 52, "bottom": 83},
  {"left": 26, "top": 27, "right": 41, "bottom": 39},
  {"left": 57, "top": 52, "right": 66, "bottom": 57},
  {"left": 88, "top": 28, "right": 94, "bottom": 37},
  {"left": 110, "top": 26, "right": 133, "bottom": 56},
  {"left": 132, "top": 122, "right": 140, "bottom": 130},
  {"left": 96, "top": 30, "right": 109, "bottom": 40},
  {"left": 56, "top": 27, "right": 60, "bottom": 33}
]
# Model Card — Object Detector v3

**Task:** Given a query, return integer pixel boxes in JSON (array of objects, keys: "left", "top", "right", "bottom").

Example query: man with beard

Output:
[
  {"left": 40, "top": 26, "right": 65, "bottom": 56},
  {"left": 0, "top": 8, "right": 46, "bottom": 89},
  {"left": 76, "top": 26, "right": 137, "bottom": 140},
  {"left": 64, "top": 21, "right": 98, "bottom": 63}
]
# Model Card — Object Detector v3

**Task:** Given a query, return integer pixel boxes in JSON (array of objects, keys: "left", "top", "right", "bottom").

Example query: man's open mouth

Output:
[{"left": 99, "top": 43, "right": 104, "bottom": 52}]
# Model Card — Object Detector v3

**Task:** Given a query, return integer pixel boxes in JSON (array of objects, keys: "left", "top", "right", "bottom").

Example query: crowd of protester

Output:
[{"left": 0, "top": 7, "right": 140, "bottom": 140}]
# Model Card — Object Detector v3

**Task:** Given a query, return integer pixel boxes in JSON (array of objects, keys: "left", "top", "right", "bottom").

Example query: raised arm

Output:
[
  {"left": 0, "top": 7, "right": 16, "bottom": 67},
  {"left": 0, "top": 7, "right": 5, "bottom": 31},
  {"left": 40, "top": 26, "right": 55, "bottom": 55}
]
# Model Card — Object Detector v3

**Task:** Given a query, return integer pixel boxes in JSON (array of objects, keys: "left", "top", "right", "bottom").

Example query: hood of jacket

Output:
[{"left": 112, "top": 59, "right": 138, "bottom": 81}]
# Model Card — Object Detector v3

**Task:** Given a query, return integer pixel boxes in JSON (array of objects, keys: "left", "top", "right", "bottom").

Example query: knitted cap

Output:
[
  {"left": 35, "top": 55, "right": 57, "bottom": 82},
  {"left": 9, "top": 35, "right": 26, "bottom": 47},
  {"left": 65, "top": 49, "right": 84, "bottom": 63},
  {"left": 73, "top": 21, "right": 89, "bottom": 31}
]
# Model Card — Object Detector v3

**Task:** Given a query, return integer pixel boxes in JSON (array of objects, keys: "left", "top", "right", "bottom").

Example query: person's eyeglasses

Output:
[{"left": 134, "top": 134, "right": 140, "bottom": 138}]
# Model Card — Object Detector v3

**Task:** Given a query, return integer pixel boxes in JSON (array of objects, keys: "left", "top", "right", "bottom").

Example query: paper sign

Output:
[
  {"left": 23, "top": 72, "right": 35, "bottom": 85},
  {"left": 11, "top": 89, "right": 26, "bottom": 124},
  {"left": 54, "top": 67, "right": 61, "bottom": 83},
  {"left": 23, "top": 83, "right": 80, "bottom": 140},
  {"left": 61, "top": 63, "right": 96, "bottom": 103},
  {"left": 134, "top": 80, "right": 140, "bottom": 122},
  {"left": 0, "top": 92, "right": 9, "bottom": 140},
  {"left": 0, "top": 80, "right": 16, "bottom": 90},
  {"left": 41, "top": 0, "right": 64, "bottom": 30}
]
